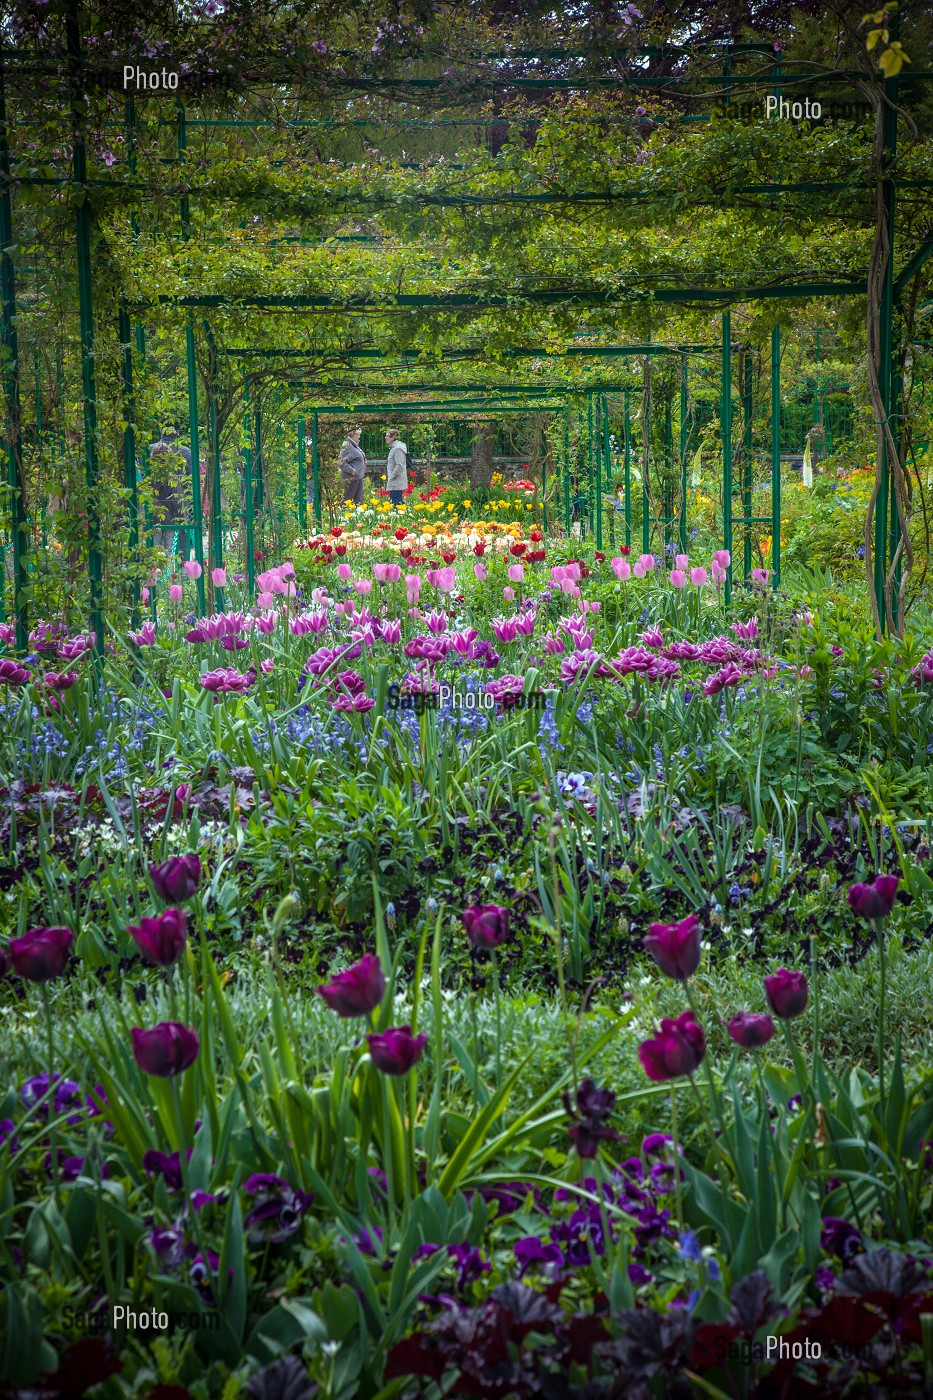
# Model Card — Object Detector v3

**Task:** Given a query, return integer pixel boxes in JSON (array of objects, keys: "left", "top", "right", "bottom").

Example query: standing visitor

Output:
[
  {"left": 339, "top": 427, "right": 367, "bottom": 506},
  {"left": 149, "top": 429, "right": 193, "bottom": 553},
  {"left": 385, "top": 428, "right": 409, "bottom": 505}
]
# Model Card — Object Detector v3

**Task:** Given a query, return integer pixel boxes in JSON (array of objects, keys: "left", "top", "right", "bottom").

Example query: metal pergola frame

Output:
[{"left": 2, "top": 13, "right": 929, "bottom": 648}]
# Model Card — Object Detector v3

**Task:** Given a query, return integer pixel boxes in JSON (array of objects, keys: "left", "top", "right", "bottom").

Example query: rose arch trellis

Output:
[{"left": 2, "top": 8, "right": 932, "bottom": 651}]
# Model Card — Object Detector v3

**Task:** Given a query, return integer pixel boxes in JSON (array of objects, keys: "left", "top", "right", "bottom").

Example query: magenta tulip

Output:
[
  {"left": 127, "top": 909, "right": 188, "bottom": 966},
  {"left": 131, "top": 1022, "right": 200, "bottom": 1077},
  {"left": 462, "top": 904, "right": 511, "bottom": 950},
  {"left": 9, "top": 926, "right": 73, "bottom": 982},
  {"left": 317, "top": 953, "right": 386, "bottom": 1018},
  {"left": 727, "top": 1011, "right": 775, "bottom": 1049},
  {"left": 644, "top": 914, "right": 701, "bottom": 981},
  {"left": 150, "top": 855, "right": 202, "bottom": 903},
  {"left": 638, "top": 1010, "right": 706, "bottom": 1081},
  {"left": 764, "top": 969, "right": 809, "bottom": 1019},
  {"left": 366, "top": 1024, "right": 427, "bottom": 1076},
  {"left": 847, "top": 874, "right": 899, "bottom": 921}
]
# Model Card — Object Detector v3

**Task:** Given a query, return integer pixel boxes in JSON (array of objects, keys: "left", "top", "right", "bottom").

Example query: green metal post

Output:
[
  {"left": 742, "top": 347, "right": 753, "bottom": 579},
  {"left": 679, "top": 360, "right": 688, "bottom": 552},
  {"left": 297, "top": 417, "right": 307, "bottom": 536},
  {"left": 177, "top": 101, "right": 205, "bottom": 612},
  {"left": 604, "top": 395, "right": 614, "bottom": 547},
  {"left": 721, "top": 311, "right": 733, "bottom": 606},
  {"left": 873, "top": 10, "right": 899, "bottom": 630},
  {"left": 203, "top": 325, "right": 224, "bottom": 610},
  {"left": 563, "top": 411, "right": 571, "bottom": 535},
  {"left": 0, "top": 57, "right": 28, "bottom": 648},
  {"left": 623, "top": 391, "right": 632, "bottom": 547},
  {"left": 243, "top": 391, "right": 256, "bottom": 594},
  {"left": 541, "top": 429, "right": 547, "bottom": 534},
  {"left": 119, "top": 306, "right": 141, "bottom": 618},
  {"left": 663, "top": 399, "right": 673, "bottom": 547},
  {"left": 311, "top": 410, "right": 322, "bottom": 527},
  {"left": 642, "top": 366, "right": 651, "bottom": 553},
  {"left": 771, "top": 326, "right": 781, "bottom": 588},
  {"left": 68, "top": 4, "right": 103, "bottom": 653}
]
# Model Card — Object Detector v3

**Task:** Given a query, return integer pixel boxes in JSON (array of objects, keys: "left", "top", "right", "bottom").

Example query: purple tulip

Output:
[
  {"left": 764, "top": 969, "right": 809, "bottom": 1019},
  {"left": 131, "top": 1021, "right": 200, "bottom": 1077},
  {"left": 847, "top": 874, "right": 899, "bottom": 920},
  {"left": 143, "top": 1148, "right": 185, "bottom": 1190},
  {"left": 644, "top": 914, "right": 701, "bottom": 981},
  {"left": 727, "top": 1011, "right": 775, "bottom": 1049},
  {"left": 462, "top": 904, "right": 511, "bottom": 950},
  {"left": 563, "top": 1077, "right": 620, "bottom": 1158},
  {"left": 638, "top": 1010, "right": 706, "bottom": 1081},
  {"left": 0, "top": 657, "right": 30, "bottom": 686},
  {"left": 316, "top": 953, "right": 385, "bottom": 1018},
  {"left": 366, "top": 1024, "right": 427, "bottom": 1076},
  {"left": 9, "top": 926, "right": 73, "bottom": 983},
  {"left": 149, "top": 855, "right": 202, "bottom": 903},
  {"left": 127, "top": 909, "right": 188, "bottom": 966}
]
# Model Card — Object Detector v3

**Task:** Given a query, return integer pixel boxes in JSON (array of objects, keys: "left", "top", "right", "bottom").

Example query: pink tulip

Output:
[
  {"left": 337, "top": 562, "right": 352, "bottom": 580},
  {"left": 255, "top": 611, "right": 276, "bottom": 633},
  {"left": 613, "top": 559, "right": 631, "bottom": 581},
  {"left": 261, "top": 658, "right": 274, "bottom": 674},
  {"left": 639, "top": 554, "right": 655, "bottom": 571},
  {"left": 690, "top": 567, "right": 708, "bottom": 587},
  {"left": 141, "top": 587, "right": 150, "bottom": 604},
  {"left": 311, "top": 588, "right": 329, "bottom": 605},
  {"left": 508, "top": 564, "right": 525, "bottom": 583},
  {"left": 670, "top": 570, "right": 687, "bottom": 589},
  {"left": 183, "top": 560, "right": 202, "bottom": 580},
  {"left": 407, "top": 606, "right": 422, "bottom": 619},
  {"left": 711, "top": 562, "right": 727, "bottom": 584},
  {"left": 713, "top": 549, "right": 731, "bottom": 569},
  {"left": 474, "top": 562, "right": 487, "bottom": 581},
  {"left": 257, "top": 590, "right": 274, "bottom": 608},
  {"left": 633, "top": 562, "right": 646, "bottom": 578},
  {"left": 270, "top": 576, "right": 286, "bottom": 594},
  {"left": 354, "top": 579, "right": 373, "bottom": 595},
  {"left": 751, "top": 568, "right": 771, "bottom": 585},
  {"left": 503, "top": 586, "right": 515, "bottom": 601},
  {"left": 384, "top": 563, "right": 401, "bottom": 582},
  {"left": 169, "top": 584, "right": 183, "bottom": 602},
  {"left": 404, "top": 574, "right": 422, "bottom": 594},
  {"left": 675, "top": 554, "right": 689, "bottom": 569},
  {"left": 565, "top": 562, "right": 581, "bottom": 580},
  {"left": 373, "top": 563, "right": 389, "bottom": 583},
  {"left": 280, "top": 562, "right": 295, "bottom": 579},
  {"left": 211, "top": 567, "right": 226, "bottom": 587}
]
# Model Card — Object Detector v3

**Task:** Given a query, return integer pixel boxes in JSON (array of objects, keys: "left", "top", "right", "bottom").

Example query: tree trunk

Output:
[{"left": 470, "top": 421, "right": 495, "bottom": 488}]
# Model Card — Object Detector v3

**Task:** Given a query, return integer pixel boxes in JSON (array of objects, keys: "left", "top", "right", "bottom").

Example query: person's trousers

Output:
[
  {"left": 341, "top": 475, "right": 364, "bottom": 505},
  {"left": 389, "top": 490, "right": 404, "bottom": 505}
]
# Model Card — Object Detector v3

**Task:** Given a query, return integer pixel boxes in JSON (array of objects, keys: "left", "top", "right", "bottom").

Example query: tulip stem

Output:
[
  {"left": 490, "top": 948, "right": 502, "bottom": 1093},
  {"left": 876, "top": 916, "right": 886, "bottom": 1128},
  {"left": 670, "top": 1083, "right": 684, "bottom": 1230},
  {"left": 41, "top": 984, "right": 59, "bottom": 1205}
]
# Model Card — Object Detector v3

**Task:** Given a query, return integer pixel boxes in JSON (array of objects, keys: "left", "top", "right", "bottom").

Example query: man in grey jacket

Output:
[
  {"left": 385, "top": 428, "right": 409, "bottom": 505},
  {"left": 338, "top": 427, "right": 366, "bottom": 506}
]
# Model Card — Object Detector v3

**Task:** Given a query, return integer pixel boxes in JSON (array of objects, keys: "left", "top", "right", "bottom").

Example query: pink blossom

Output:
[
  {"left": 669, "top": 570, "right": 687, "bottom": 589},
  {"left": 711, "top": 562, "right": 727, "bottom": 584},
  {"left": 502, "top": 586, "right": 515, "bottom": 601},
  {"left": 337, "top": 562, "right": 352, "bottom": 580},
  {"left": 640, "top": 627, "right": 664, "bottom": 649},
  {"left": 564, "top": 562, "right": 582, "bottom": 580},
  {"left": 130, "top": 622, "right": 157, "bottom": 646},
  {"left": 211, "top": 567, "right": 227, "bottom": 587},
  {"left": 492, "top": 616, "right": 519, "bottom": 643},
  {"left": 713, "top": 549, "right": 731, "bottom": 569},
  {"left": 425, "top": 609, "right": 448, "bottom": 634},
  {"left": 675, "top": 554, "right": 689, "bottom": 569},
  {"left": 183, "top": 560, "right": 202, "bottom": 580},
  {"left": 450, "top": 627, "right": 477, "bottom": 656},
  {"left": 354, "top": 579, "right": 373, "bottom": 595},
  {"left": 373, "top": 563, "right": 389, "bottom": 582},
  {"left": 514, "top": 612, "right": 535, "bottom": 636},
  {"left": 474, "top": 562, "right": 488, "bottom": 581},
  {"left": 169, "top": 584, "right": 183, "bottom": 602},
  {"left": 731, "top": 617, "right": 758, "bottom": 641},
  {"left": 543, "top": 631, "right": 566, "bottom": 656},
  {"left": 257, "top": 590, "right": 274, "bottom": 608},
  {"left": 638, "top": 554, "right": 655, "bottom": 571},
  {"left": 279, "top": 562, "right": 296, "bottom": 580},
  {"left": 405, "top": 573, "right": 422, "bottom": 593},
  {"left": 751, "top": 568, "right": 771, "bottom": 586},
  {"left": 142, "top": 587, "right": 150, "bottom": 604},
  {"left": 612, "top": 559, "right": 631, "bottom": 581},
  {"left": 508, "top": 564, "right": 525, "bottom": 583},
  {"left": 381, "top": 618, "right": 402, "bottom": 644},
  {"left": 260, "top": 658, "right": 274, "bottom": 674},
  {"left": 703, "top": 662, "right": 744, "bottom": 696},
  {"left": 633, "top": 562, "right": 646, "bottom": 579},
  {"left": 690, "top": 567, "right": 708, "bottom": 587},
  {"left": 255, "top": 611, "right": 277, "bottom": 634},
  {"left": 311, "top": 588, "right": 330, "bottom": 605}
]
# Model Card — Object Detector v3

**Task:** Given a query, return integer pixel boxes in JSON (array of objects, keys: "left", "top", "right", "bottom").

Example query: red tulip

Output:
[
  {"left": 131, "top": 1022, "right": 200, "bottom": 1077},
  {"left": 764, "top": 969, "right": 809, "bottom": 1019},
  {"left": 127, "top": 909, "right": 188, "bottom": 966},
  {"left": 644, "top": 914, "right": 701, "bottom": 981},
  {"left": 638, "top": 1010, "right": 706, "bottom": 1081},
  {"left": 149, "top": 855, "right": 201, "bottom": 903},
  {"left": 316, "top": 953, "right": 385, "bottom": 1018},
  {"left": 462, "top": 904, "right": 511, "bottom": 950},
  {"left": 366, "top": 1024, "right": 427, "bottom": 1076},
  {"left": 847, "top": 874, "right": 899, "bottom": 920},
  {"left": 9, "top": 926, "right": 73, "bottom": 983},
  {"left": 727, "top": 1011, "right": 775, "bottom": 1049}
]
